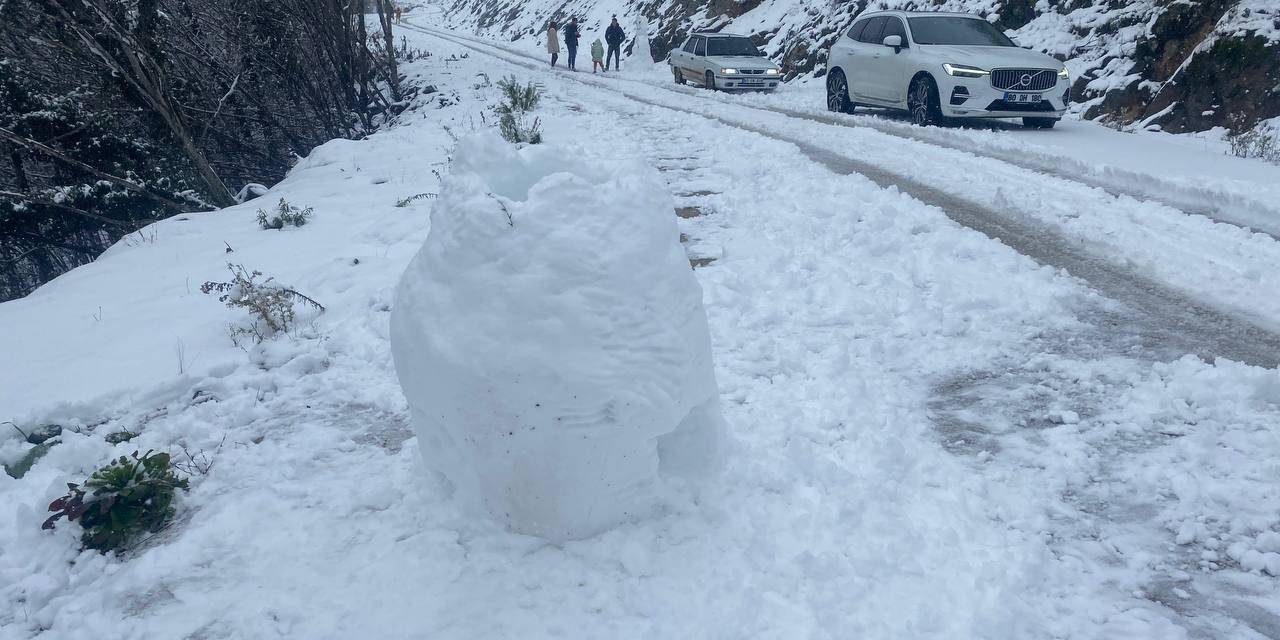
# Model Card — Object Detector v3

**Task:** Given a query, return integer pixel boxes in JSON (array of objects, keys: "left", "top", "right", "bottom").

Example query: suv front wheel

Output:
[
  {"left": 705, "top": 71, "right": 717, "bottom": 91},
  {"left": 908, "top": 76, "right": 944, "bottom": 127},
  {"left": 826, "top": 70, "right": 854, "bottom": 114}
]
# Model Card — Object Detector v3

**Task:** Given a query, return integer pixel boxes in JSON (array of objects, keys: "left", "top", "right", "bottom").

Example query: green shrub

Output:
[
  {"left": 256, "top": 198, "right": 313, "bottom": 230},
  {"left": 43, "top": 450, "right": 189, "bottom": 553}
]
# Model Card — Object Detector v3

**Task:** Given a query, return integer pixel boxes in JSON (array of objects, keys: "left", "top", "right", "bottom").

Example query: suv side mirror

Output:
[{"left": 882, "top": 35, "right": 903, "bottom": 52}]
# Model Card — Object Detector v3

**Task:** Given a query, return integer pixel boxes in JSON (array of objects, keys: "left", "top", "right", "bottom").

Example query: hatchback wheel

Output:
[
  {"left": 704, "top": 70, "right": 716, "bottom": 91},
  {"left": 908, "top": 76, "right": 944, "bottom": 127},
  {"left": 826, "top": 70, "right": 854, "bottom": 114},
  {"left": 672, "top": 66, "right": 686, "bottom": 85}
]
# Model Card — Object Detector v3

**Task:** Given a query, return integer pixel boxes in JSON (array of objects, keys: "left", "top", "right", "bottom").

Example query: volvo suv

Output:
[
  {"left": 825, "top": 11, "right": 1069, "bottom": 128},
  {"left": 669, "top": 33, "right": 782, "bottom": 91}
]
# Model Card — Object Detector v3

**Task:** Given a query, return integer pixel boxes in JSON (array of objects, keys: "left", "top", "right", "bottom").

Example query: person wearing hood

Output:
[
  {"left": 605, "top": 17, "right": 625, "bottom": 71},
  {"left": 591, "top": 38, "right": 605, "bottom": 73},
  {"left": 546, "top": 22, "right": 560, "bottom": 67},
  {"left": 563, "top": 18, "right": 581, "bottom": 71}
]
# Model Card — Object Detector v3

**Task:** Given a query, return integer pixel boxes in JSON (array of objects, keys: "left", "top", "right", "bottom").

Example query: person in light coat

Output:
[
  {"left": 546, "top": 22, "right": 560, "bottom": 67},
  {"left": 591, "top": 38, "right": 605, "bottom": 73}
]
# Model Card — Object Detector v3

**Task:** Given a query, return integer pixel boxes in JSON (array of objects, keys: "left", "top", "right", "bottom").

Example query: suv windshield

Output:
[
  {"left": 906, "top": 17, "right": 1015, "bottom": 46},
  {"left": 707, "top": 37, "right": 762, "bottom": 57}
]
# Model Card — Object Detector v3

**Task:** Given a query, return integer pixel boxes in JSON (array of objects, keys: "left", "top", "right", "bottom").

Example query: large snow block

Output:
[{"left": 390, "top": 132, "right": 723, "bottom": 541}]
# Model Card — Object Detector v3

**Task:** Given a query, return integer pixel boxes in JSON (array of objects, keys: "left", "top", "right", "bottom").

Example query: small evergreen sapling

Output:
[{"left": 495, "top": 76, "right": 543, "bottom": 144}]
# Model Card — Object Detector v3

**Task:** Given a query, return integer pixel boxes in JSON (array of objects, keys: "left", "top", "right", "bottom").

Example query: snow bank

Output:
[{"left": 390, "top": 132, "right": 723, "bottom": 541}]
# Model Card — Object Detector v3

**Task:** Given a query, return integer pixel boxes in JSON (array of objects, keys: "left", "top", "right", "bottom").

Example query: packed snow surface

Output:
[
  {"left": 3, "top": 25, "right": 1280, "bottom": 640},
  {"left": 390, "top": 132, "right": 723, "bottom": 541}
]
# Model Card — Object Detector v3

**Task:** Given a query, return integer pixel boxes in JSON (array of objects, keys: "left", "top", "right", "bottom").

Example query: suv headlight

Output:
[
  {"left": 943, "top": 63, "right": 990, "bottom": 78},
  {"left": 1058, "top": 67, "right": 1069, "bottom": 79},
  {"left": 765, "top": 68, "right": 780, "bottom": 75},
  {"left": 720, "top": 68, "right": 739, "bottom": 75}
]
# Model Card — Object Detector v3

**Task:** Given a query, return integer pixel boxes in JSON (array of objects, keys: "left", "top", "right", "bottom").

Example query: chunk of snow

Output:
[{"left": 390, "top": 132, "right": 723, "bottom": 542}]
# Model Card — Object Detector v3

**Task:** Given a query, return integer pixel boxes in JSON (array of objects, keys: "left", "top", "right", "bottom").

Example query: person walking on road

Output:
[
  {"left": 563, "top": 18, "right": 581, "bottom": 71},
  {"left": 605, "top": 17, "right": 625, "bottom": 71},
  {"left": 591, "top": 38, "right": 605, "bottom": 73},
  {"left": 546, "top": 22, "right": 560, "bottom": 68}
]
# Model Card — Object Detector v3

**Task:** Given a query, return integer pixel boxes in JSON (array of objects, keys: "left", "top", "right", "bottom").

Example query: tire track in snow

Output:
[
  {"left": 409, "top": 24, "right": 1280, "bottom": 370},
  {"left": 416, "top": 24, "right": 1280, "bottom": 242}
]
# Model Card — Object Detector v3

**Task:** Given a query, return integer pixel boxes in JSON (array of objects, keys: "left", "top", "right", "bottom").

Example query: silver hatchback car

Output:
[{"left": 669, "top": 33, "right": 782, "bottom": 91}]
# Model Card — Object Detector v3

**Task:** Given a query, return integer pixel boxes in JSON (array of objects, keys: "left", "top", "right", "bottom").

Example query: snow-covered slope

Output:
[{"left": 426, "top": 0, "right": 1280, "bottom": 135}]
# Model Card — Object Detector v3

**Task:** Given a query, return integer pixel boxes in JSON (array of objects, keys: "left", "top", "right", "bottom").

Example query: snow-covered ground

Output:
[{"left": 3, "top": 25, "right": 1280, "bottom": 639}]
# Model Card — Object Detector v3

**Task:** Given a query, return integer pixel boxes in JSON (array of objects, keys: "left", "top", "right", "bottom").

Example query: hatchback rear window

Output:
[
  {"left": 907, "top": 17, "right": 1015, "bottom": 46},
  {"left": 706, "top": 37, "right": 763, "bottom": 56}
]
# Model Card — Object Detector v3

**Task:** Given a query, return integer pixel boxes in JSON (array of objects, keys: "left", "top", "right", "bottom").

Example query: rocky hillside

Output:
[{"left": 430, "top": 0, "right": 1279, "bottom": 135}]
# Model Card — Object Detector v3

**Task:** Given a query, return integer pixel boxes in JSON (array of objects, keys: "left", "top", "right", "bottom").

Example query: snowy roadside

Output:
[
  {"left": 416, "top": 27, "right": 1280, "bottom": 337},
  {"left": 2, "top": 25, "right": 1280, "bottom": 640},
  {"left": 431, "top": 24, "right": 1280, "bottom": 235}
]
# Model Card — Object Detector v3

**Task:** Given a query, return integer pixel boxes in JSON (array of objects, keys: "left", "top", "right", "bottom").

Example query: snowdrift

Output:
[{"left": 390, "top": 132, "right": 723, "bottom": 541}]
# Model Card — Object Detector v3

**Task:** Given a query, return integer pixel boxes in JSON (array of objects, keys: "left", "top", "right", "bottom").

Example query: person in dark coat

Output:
[
  {"left": 605, "top": 16, "right": 625, "bottom": 71},
  {"left": 563, "top": 18, "right": 581, "bottom": 71}
]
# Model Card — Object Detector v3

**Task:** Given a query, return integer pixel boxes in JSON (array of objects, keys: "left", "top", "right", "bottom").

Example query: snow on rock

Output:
[{"left": 390, "top": 132, "right": 723, "bottom": 541}]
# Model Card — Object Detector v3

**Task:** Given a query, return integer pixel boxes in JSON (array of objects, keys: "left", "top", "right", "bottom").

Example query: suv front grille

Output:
[
  {"left": 991, "top": 68, "right": 1057, "bottom": 92},
  {"left": 741, "top": 69, "right": 765, "bottom": 75}
]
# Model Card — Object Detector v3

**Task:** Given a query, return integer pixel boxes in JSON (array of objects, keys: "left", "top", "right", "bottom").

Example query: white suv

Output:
[
  {"left": 825, "top": 11, "right": 1069, "bottom": 128},
  {"left": 669, "top": 33, "right": 782, "bottom": 91}
]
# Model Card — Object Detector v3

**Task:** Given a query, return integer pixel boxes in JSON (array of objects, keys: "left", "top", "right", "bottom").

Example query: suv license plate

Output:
[
  {"left": 741, "top": 80, "right": 763, "bottom": 85},
  {"left": 1004, "top": 92, "right": 1041, "bottom": 103}
]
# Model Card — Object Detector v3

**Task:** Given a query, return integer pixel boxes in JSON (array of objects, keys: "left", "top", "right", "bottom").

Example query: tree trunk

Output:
[
  {"left": 7, "top": 143, "right": 27, "bottom": 191},
  {"left": 34, "top": 0, "right": 237, "bottom": 208},
  {"left": 375, "top": 0, "right": 401, "bottom": 101}
]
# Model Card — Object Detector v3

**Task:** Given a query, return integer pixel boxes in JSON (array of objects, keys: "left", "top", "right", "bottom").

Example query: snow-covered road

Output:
[
  {"left": 3, "top": 24, "right": 1280, "bottom": 640},
  {"left": 407, "top": 24, "right": 1280, "bottom": 636},
  {"left": 414, "top": 24, "right": 1280, "bottom": 369}
]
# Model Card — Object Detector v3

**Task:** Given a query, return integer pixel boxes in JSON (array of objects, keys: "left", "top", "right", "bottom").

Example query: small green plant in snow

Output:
[
  {"left": 257, "top": 198, "right": 313, "bottom": 230},
  {"left": 43, "top": 450, "right": 189, "bottom": 553}
]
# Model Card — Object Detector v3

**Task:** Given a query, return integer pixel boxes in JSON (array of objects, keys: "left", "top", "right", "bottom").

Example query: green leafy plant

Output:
[
  {"left": 256, "top": 198, "right": 313, "bottom": 230},
  {"left": 201, "top": 263, "right": 325, "bottom": 343},
  {"left": 4, "top": 421, "right": 61, "bottom": 479},
  {"left": 43, "top": 451, "right": 190, "bottom": 553},
  {"left": 5, "top": 443, "right": 53, "bottom": 479}
]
